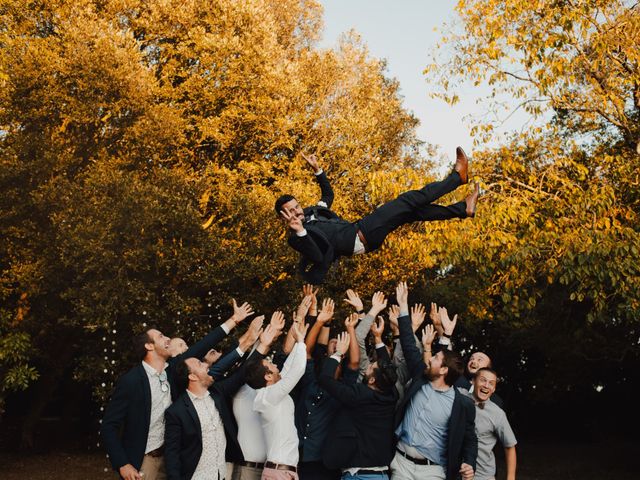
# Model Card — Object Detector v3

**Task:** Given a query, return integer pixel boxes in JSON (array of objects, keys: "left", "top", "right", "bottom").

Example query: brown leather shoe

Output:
[
  {"left": 465, "top": 182, "right": 479, "bottom": 218},
  {"left": 455, "top": 147, "right": 469, "bottom": 184}
]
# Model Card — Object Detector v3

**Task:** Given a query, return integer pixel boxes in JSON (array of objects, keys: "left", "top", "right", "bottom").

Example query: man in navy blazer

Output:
[
  {"left": 392, "top": 282, "right": 477, "bottom": 480},
  {"left": 275, "top": 151, "right": 479, "bottom": 284},
  {"left": 100, "top": 300, "right": 254, "bottom": 480},
  {"left": 163, "top": 318, "right": 284, "bottom": 480}
]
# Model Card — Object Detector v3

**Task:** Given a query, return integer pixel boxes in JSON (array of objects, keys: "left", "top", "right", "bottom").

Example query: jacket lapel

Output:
[
  {"left": 184, "top": 393, "right": 202, "bottom": 435},
  {"left": 137, "top": 365, "right": 152, "bottom": 429}
]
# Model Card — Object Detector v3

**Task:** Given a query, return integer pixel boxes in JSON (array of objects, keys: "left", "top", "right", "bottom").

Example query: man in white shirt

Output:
[
  {"left": 245, "top": 322, "right": 309, "bottom": 480},
  {"left": 233, "top": 384, "right": 268, "bottom": 480}
]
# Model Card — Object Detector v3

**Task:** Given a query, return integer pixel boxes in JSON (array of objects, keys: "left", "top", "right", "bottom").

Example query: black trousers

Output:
[
  {"left": 298, "top": 461, "right": 340, "bottom": 480},
  {"left": 357, "top": 171, "right": 466, "bottom": 251}
]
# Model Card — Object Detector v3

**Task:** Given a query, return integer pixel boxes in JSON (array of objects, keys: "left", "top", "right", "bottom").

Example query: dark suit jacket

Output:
[
  {"left": 395, "top": 315, "right": 478, "bottom": 480},
  {"left": 287, "top": 171, "right": 356, "bottom": 284},
  {"left": 319, "top": 357, "right": 398, "bottom": 470},
  {"left": 100, "top": 325, "right": 230, "bottom": 473},
  {"left": 163, "top": 353, "right": 261, "bottom": 480}
]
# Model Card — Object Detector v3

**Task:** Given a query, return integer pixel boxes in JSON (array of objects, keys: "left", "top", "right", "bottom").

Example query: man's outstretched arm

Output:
[{"left": 302, "top": 152, "right": 334, "bottom": 208}]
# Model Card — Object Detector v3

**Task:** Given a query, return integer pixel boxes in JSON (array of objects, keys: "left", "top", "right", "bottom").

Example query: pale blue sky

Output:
[{"left": 318, "top": 1, "right": 529, "bottom": 166}]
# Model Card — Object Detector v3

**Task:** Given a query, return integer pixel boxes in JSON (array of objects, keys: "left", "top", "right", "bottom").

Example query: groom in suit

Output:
[{"left": 275, "top": 150, "right": 478, "bottom": 284}]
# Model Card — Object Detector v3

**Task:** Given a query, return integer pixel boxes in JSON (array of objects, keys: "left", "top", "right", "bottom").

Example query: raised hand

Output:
[
  {"left": 344, "top": 289, "right": 364, "bottom": 313},
  {"left": 388, "top": 305, "right": 400, "bottom": 335},
  {"left": 438, "top": 306, "right": 458, "bottom": 336},
  {"left": 270, "top": 311, "right": 286, "bottom": 332},
  {"left": 344, "top": 312, "right": 359, "bottom": 331},
  {"left": 292, "top": 321, "right": 309, "bottom": 343},
  {"left": 231, "top": 299, "right": 255, "bottom": 323},
  {"left": 301, "top": 152, "right": 321, "bottom": 173},
  {"left": 280, "top": 207, "right": 304, "bottom": 233},
  {"left": 246, "top": 315, "right": 265, "bottom": 344},
  {"left": 335, "top": 331, "right": 350, "bottom": 356},
  {"left": 411, "top": 303, "right": 426, "bottom": 333},
  {"left": 296, "top": 294, "right": 313, "bottom": 321},
  {"left": 259, "top": 324, "right": 281, "bottom": 348},
  {"left": 317, "top": 298, "right": 335, "bottom": 324},
  {"left": 430, "top": 302, "right": 445, "bottom": 337},
  {"left": 395, "top": 281, "right": 409, "bottom": 311},
  {"left": 303, "top": 284, "right": 318, "bottom": 314},
  {"left": 370, "top": 291, "right": 388, "bottom": 316},
  {"left": 370, "top": 316, "right": 385, "bottom": 341},
  {"left": 203, "top": 349, "right": 222, "bottom": 366},
  {"left": 421, "top": 324, "right": 436, "bottom": 350}
]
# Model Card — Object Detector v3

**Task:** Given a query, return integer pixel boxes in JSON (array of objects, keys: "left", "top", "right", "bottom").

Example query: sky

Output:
[{"left": 318, "top": 0, "right": 530, "bottom": 166}]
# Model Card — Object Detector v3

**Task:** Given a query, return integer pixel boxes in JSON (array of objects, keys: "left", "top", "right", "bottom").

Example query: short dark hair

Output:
[
  {"left": 244, "top": 356, "right": 270, "bottom": 389},
  {"left": 173, "top": 358, "right": 191, "bottom": 393},
  {"left": 442, "top": 350, "right": 464, "bottom": 386},
  {"left": 373, "top": 361, "right": 398, "bottom": 394},
  {"left": 133, "top": 330, "right": 153, "bottom": 361},
  {"left": 274, "top": 194, "right": 295, "bottom": 215},
  {"left": 475, "top": 366, "right": 498, "bottom": 379}
]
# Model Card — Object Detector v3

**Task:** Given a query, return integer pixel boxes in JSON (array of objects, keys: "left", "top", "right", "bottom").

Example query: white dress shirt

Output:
[
  {"left": 233, "top": 384, "right": 267, "bottom": 462},
  {"left": 253, "top": 341, "right": 307, "bottom": 466},
  {"left": 187, "top": 390, "right": 227, "bottom": 480},
  {"left": 141, "top": 361, "right": 171, "bottom": 453}
]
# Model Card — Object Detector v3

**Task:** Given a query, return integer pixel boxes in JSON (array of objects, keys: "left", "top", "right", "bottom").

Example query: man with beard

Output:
[
  {"left": 163, "top": 321, "right": 283, "bottom": 480},
  {"left": 392, "top": 282, "right": 477, "bottom": 480},
  {"left": 319, "top": 331, "right": 398, "bottom": 480},
  {"left": 101, "top": 299, "right": 254, "bottom": 480}
]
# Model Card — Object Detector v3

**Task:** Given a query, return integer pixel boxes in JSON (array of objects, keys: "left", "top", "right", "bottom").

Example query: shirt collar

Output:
[
  {"left": 141, "top": 360, "right": 168, "bottom": 376},
  {"left": 187, "top": 389, "right": 210, "bottom": 401}
]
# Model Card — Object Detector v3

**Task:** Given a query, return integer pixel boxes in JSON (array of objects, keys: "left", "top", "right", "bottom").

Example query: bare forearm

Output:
[{"left": 505, "top": 446, "right": 517, "bottom": 480}]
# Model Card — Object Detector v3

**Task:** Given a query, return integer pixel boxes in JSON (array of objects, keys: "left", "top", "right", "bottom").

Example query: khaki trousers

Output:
[{"left": 139, "top": 454, "right": 167, "bottom": 480}]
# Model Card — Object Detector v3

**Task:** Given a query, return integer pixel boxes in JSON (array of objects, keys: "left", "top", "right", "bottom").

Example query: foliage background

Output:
[{"left": 1, "top": 0, "right": 638, "bottom": 448}]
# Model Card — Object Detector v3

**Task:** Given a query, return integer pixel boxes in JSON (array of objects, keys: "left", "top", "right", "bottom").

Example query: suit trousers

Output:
[{"left": 357, "top": 171, "right": 466, "bottom": 251}]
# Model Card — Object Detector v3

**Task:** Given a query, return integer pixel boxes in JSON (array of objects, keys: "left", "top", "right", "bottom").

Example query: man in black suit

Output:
[
  {"left": 319, "top": 331, "right": 398, "bottom": 479},
  {"left": 163, "top": 318, "right": 284, "bottom": 480},
  {"left": 275, "top": 151, "right": 479, "bottom": 284},
  {"left": 100, "top": 300, "right": 254, "bottom": 480},
  {"left": 392, "top": 282, "right": 477, "bottom": 480}
]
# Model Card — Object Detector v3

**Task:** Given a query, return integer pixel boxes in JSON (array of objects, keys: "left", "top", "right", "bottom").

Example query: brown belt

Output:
[
  {"left": 146, "top": 446, "right": 164, "bottom": 458},
  {"left": 264, "top": 461, "right": 297, "bottom": 473},
  {"left": 356, "top": 228, "right": 369, "bottom": 252}
]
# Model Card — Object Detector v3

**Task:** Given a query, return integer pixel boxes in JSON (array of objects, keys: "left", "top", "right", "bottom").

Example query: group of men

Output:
[{"left": 101, "top": 282, "right": 517, "bottom": 480}]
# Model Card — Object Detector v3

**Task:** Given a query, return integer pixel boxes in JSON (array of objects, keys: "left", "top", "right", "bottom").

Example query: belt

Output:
[
  {"left": 145, "top": 446, "right": 164, "bottom": 458},
  {"left": 238, "top": 461, "right": 265, "bottom": 469},
  {"left": 351, "top": 470, "right": 389, "bottom": 476},
  {"left": 395, "top": 448, "right": 437, "bottom": 466},
  {"left": 264, "top": 461, "right": 297, "bottom": 473},
  {"left": 356, "top": 228, "right": 369, "bottom": 252}
]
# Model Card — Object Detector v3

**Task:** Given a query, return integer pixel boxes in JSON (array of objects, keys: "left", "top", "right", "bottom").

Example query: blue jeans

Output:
[{"left": 342, "top": 472, "right": 389, "bottom": 480}]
